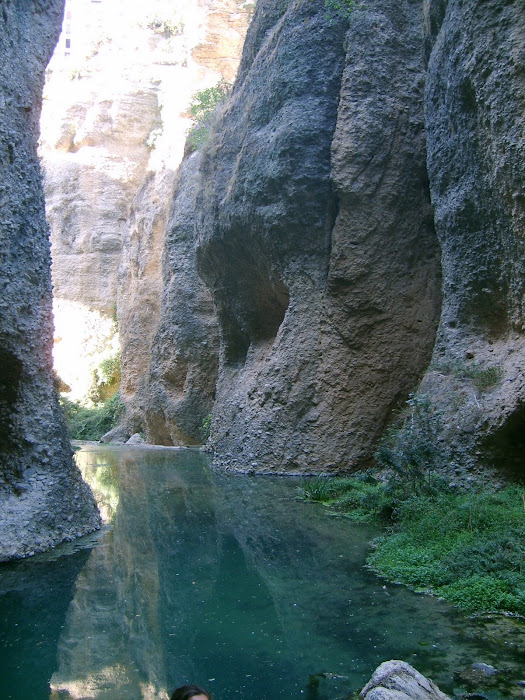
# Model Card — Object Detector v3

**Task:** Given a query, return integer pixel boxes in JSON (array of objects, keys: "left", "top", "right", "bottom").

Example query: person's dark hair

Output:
[{"left": 170, "top": 684, "right": 212, "bottom": 700}]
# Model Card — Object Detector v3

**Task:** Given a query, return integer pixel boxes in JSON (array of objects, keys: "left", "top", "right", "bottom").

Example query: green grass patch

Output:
[
  {"left": 300, "top": 477, "right": 525, "bottom": 616},
  {"left": 299, "top": 474, "right": 397, "bottom": 523},
  {"left": 368, "top": 485, "right": 525, "bottom": 615},
  {"left": 60, "top": 393, "right": 124, "bottom": 441}
]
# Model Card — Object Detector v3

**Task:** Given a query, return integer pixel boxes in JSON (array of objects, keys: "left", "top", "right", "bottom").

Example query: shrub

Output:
[
  {"left": 325, "top": 0, "right": 356, "bottom": 20},
  {"left": 187, "top": 79, "right": 232, "bottom": 150},
  {"left": 374, "top": 393, "right": 445, "bottom": 494},
  {"left": 60, "top": 393, "right": 124, "bottom": 441},
  {"left": 200, "top": 413, "right": 212, "bottom": 441},
  {"left": 142, "top": 13, "right": 184, "bottom": 37},
  {"left": 88, "top": 352, "right": 121, "bottom": 404}
]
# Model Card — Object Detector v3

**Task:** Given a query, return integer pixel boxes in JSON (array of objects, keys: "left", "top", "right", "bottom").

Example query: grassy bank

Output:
[{"left": 299, "top": 475, "right": 525, "bottom": 616}]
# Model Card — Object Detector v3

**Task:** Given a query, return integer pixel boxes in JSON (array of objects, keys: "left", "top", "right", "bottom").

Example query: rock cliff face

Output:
[
  {"left": 142, "top": 0, "right": 523, "bottom": 474},
  {"left": 40, "top": 0, "right": 252, "bottom": 409},
  {"left": 151, "top": 0, "right": 442, "bottom": 471},
  {"left": 138, "top": 154, "right": 220, "bottom": 445},
  {"left": 0, "top": 0, "right": 100, "bottom": 561},
  {"left": 421, "top": 0, "right": 525, "bottom": 475}
]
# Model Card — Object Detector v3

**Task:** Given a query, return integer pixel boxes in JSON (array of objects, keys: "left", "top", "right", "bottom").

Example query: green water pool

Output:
[{"left": 0, "top": 445, "right": 523, "bottom": 699}]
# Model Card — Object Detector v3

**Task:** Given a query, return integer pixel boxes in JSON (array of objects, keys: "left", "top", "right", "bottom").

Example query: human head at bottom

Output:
[{"left": 170, "top": 684, "right": 212, "bottom": 700}]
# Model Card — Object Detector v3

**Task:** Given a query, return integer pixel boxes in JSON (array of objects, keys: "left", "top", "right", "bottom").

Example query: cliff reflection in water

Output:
[{"left": 45, "top": 445, "right": 518, "bottom": 700}]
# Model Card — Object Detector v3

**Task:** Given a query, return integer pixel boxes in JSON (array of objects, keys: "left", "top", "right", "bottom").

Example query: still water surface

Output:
[{"left": 0, "top": 445, "right": 523, "bottom": 699}]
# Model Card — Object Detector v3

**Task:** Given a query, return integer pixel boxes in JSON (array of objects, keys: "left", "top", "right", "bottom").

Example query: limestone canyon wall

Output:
[
  {"left": 0, "top": 0, "right": 100, "bottom": 561},
  {"left": 148, "top": 0, "right": 442, "bottom": 471},
  {"left": 421, "top": 0, "right": 525, "bottom": 474},
  {"left": 141, "top": 0, "right": 523, "bottom": 474},
  {"left": 40, "top": 0, "right": 252, "bottom": 411}
]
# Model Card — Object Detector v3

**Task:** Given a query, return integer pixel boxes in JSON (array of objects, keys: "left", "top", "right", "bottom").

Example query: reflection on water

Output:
[{"left": 0, "top": 445, "right": 523, "bottom": 700}]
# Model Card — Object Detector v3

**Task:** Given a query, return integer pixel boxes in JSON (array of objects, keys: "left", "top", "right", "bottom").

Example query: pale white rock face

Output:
[
  {"left": 52, "top": 299, "right": 119, "bottom": 403},
  {"left": 40, "top": 0, "right": 252, "bottom": 403}
]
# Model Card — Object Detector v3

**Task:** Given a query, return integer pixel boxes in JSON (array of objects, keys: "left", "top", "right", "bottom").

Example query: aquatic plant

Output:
[{"left": 299, "top": 474, "right": 396, "bottom": 523}]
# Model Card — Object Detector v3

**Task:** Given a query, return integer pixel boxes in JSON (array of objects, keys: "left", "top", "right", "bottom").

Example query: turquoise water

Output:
[{"left": 0, "top": 445, "right": 523, "bottom": 699}]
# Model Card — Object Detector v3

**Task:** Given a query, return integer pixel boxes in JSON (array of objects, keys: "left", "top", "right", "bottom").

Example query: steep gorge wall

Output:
[
  {"left": 420, "top": 0, "right": 525, "bottom": 474},
  {"left": 40, "top": 0, "right": 252, "bottom": 411},
  {"left": 147, "top": 0, "right": 442, "bottom": 471},
  {"left": 0, "top": 0, "right": 100, "bottom": 561},
  {"left": 117, "top": 0, "right": 250, "bottom": 442},
  {"left": 141, "top": 0, "right": 524, "bottom": 475}
]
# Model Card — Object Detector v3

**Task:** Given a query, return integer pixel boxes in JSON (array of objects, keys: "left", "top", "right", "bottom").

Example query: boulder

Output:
[{"left": 360, "top": 661, "right": 451, "bottom": 700}]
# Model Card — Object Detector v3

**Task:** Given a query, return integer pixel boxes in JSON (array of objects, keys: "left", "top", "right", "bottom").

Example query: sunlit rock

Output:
[
  {"left": 40, "top": 0, "right": 252, "bottom": 408},
  {"left": 360, "top": 660, "right": 450, "bottom": 700}
]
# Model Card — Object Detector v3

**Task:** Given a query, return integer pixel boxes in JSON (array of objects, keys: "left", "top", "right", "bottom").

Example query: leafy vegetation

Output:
[
  {"left": 368, "top": 485, "right": 525, "bottom": 615},
  {"left": 374, "top": 393, "right": 445, "bottom": 495},
  {"left": 299, "top": 392, "right": 525, "bottom": 617},
  {"left": 325, "top": 0, "right": 356, "bottom": 20},
  {"left": 200, "top": 413, "right": 212, "bottom": 441},
  {"left": 187, "top": 79, "right": 232, "bottom": 151},
  {"left": 88, "top": 351, "right": 121, "bottom": 404},
  {"left": 300, "top": 474, "right": 525, "bottom": 615},
  {"left": 60, "top": 393, "right": 125, "bottom": 441},
  {"left": 300, "top": 474, "right": 396, "bottom": 523},
  {"left": 141, "top": 12, "right": 184, "bottom": 37},
  {"left": 59, "top": 353, "right": 123, "bottom": 440}
]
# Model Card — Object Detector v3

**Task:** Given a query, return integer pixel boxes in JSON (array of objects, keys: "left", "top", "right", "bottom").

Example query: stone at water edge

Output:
[
  {"left": 360, "top": 660, "right": 451, "bottom": 700},
  {"left": 126, "top": 433, "right": 146, "bottom": 445}
]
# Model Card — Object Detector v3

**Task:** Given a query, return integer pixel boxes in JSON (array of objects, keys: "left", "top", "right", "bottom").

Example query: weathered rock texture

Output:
[
  {"left": 116, "top": 2, "right": 250, "bottom": 442},
  {"left": 0, "top": 0, "right": 100, "bottom": 561},
  {"left": 420, "top": 0, "right": 525, "bottom": 475},
  {"left": 40, "top": 0, "right": 251, "bottom": 411},
  {"left": 192, "top": 0, "right": 441, "bottom": 472},
  {"left": 136, "top": 154, "right": 219, "bottom": 445},
  {"left": 360, "top": 661, "right": 450, "bottom": 700},
  {"left": 140, "top": 0, "right": 523, "bottom": 476}
]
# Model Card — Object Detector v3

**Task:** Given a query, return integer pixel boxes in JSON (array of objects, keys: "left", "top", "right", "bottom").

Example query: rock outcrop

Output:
[
  {"left": 40, "top": 0, "right": 252, "bottom": 412},
  {"left": 141, "top": 0, "right": 523, "bottom": 475},
  {"left": 177, "top": 0, "right": 441, "bottom": 472},
  {"left": 360, "top": 661, "right": 450, "bottom": 700},
  {"left": 137, "top": 154, "right": 220, "bottom": 445},
  {"left": 115, "top": 2, "right": 250, "bottom": 443},
  {"left": 420, "top": 0, "right": 525, "bottom": 475},
  {"left": 0, "top": 0, "right": 100, "bottom": 561}
]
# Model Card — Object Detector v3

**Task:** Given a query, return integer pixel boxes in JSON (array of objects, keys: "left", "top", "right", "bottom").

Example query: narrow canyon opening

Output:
[{"left": 40, "top": 0, "right": 253, "bottom": 440}]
